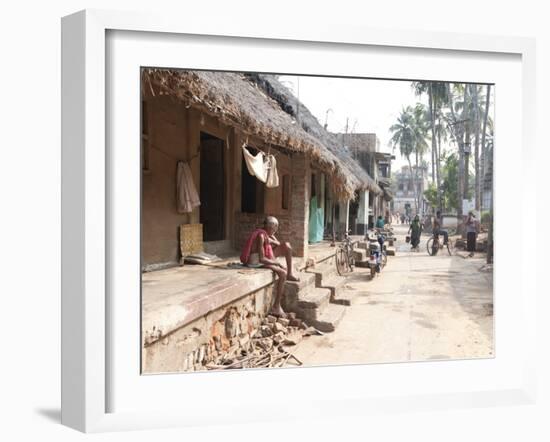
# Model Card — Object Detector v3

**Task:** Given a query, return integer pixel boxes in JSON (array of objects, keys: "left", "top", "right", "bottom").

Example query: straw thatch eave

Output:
[{"left": 141, "top": 68, "right": 357, "bottom": 200}]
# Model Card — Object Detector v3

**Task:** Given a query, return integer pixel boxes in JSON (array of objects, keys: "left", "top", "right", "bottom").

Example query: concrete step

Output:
[
  {"left": 284, "top": 272, "right": 317, "bottom": 298},
  {"left": 386, "top": 246, "right": 396, "bottom": 256},
  {"left": 318, "top": 274, "right": 346, "bottom": 302},
  {"left": 324, "top": 273, "right": 362, "bottom": 306},
  {"left": 307, "top": 304, "right": 347, "bottom": 333},
  {"left": 294, "top": 287, "right": 333, "bottom": 322},
  {"left": 306, "top": 262, "right": 338, "bottom": 287}
]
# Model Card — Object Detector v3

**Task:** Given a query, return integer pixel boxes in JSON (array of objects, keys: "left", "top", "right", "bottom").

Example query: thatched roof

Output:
[
  {"left": 248, "top": 74, "right": 381, "bottom": 195},
  {"left": 142, "top": 68, "right": 362, "bottom": 200}
]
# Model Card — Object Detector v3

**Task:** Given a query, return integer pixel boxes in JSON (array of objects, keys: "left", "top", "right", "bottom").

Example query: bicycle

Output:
[
  {"left": 426, "top": 232, "right": 453, "bottom": 256},
  {"left": 335, "top": 230, "right": 355, "bottom": 275}
]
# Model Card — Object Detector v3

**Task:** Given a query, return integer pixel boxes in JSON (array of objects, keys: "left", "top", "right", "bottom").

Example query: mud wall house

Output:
[{"left": 141, "top": 70, "right": 357, "bottom": 269}]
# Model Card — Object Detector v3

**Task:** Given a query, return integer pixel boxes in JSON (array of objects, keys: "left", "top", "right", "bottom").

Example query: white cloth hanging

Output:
[
  {"left": 176, "top": 161, "right": 201, "bottom": 213},
  {"left": 265, "top": 154, "right": 279, "bottom": 188},
  {"left": 242, "top": 145, "right": 268, "bottom": 183}
]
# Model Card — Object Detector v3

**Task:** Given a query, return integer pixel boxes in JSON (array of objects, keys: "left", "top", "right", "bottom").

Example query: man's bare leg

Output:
[
  {"left": 274, "top": 242, "right": 300, "bottom": 282},
  {"left": 265, "top": 265, "right": 287, "bottom": 317}
]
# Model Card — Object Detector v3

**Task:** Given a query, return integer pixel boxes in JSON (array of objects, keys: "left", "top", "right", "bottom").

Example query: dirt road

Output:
[{"left": 293, "top": 224, "right": 494, "bottom": 366}]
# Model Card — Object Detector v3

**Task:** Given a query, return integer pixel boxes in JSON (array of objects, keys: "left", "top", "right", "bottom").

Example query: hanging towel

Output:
[
  {"left": 240, "top": 228, "right": 274, "bottom": 264},
  {"left": 176, "top": 161, "right": 200, "bottom": 213},
  {"left": 265, "top": 155, "right": 280, "bottom": 188},
  {"left": 242, "top": 146, "right": 268, "bottom": 183}
]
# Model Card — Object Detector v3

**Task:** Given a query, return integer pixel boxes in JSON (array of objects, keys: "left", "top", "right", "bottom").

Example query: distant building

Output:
[
  {"left": 391, "top": 165, "right": 429, "bottom": 218},
  {"left": 335, "top": 133, "right": 394, "bottom": 231}
]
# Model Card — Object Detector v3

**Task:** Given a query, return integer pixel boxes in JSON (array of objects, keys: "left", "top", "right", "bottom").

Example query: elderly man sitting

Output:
[{"left": 240, "top": 216, "right": 299, "bottom": 318}]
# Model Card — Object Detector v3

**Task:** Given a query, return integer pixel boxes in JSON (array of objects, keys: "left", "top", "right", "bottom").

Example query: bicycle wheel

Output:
[
  {"left": 381, "top": 252, "right": 388, "bottom": 268},
  {"left": 426, "top": 237, "right": 439, "bottom": 256},
  {"left": 370, "top": 265, "right": 376, "bottom": 279},
  {"left": 348, "top": 246, "right": 355, "bottom": 271},
  {"left": 426, "top": 237, "right": 434, "bottom": 255},
  {"left": 446, "top": 239, "right": 453, "bottom": 256},
  {"left": 335, "top": 247, "right": 348, "bottom": 275}
]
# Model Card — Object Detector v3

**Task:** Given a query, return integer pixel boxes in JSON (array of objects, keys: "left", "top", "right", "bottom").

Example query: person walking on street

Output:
[
  {"left": 408, "top": 215, "right": 422, "bottom": 251},
  {"left": 466, "top": 211, "right": 478, "bottom": 257}
]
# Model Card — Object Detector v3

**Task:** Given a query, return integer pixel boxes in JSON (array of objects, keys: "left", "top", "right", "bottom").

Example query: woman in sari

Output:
[{"left": 408, "top": 215, "right": 422, "bottom": 251}]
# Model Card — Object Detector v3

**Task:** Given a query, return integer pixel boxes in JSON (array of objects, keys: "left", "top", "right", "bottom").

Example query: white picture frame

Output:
[{"left": 61, "top": 9, "right": 537, "bottom": 433}]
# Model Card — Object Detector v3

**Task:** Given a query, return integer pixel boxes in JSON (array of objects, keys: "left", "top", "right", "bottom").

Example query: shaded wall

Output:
[
  {"left": 141, "top": 97, "right": 197, "bottom": 268},
  {"left": 141, "top": 97, "right": 238, "bottom": 269}
]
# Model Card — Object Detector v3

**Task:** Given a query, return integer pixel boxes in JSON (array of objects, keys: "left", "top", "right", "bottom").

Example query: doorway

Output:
[{"left": 200, "top": 132, "right": 225, "bottom": 241}]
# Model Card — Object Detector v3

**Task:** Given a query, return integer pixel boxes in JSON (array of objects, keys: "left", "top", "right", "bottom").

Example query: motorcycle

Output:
[{"left": 365, "top": 229, "right": 388, "bottom": 278}]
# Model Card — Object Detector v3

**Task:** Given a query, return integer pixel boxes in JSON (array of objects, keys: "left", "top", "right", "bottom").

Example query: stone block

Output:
[
  {"left": 260, "top": 325, "right": 273, "bottom": 337},
  {"left": 277, "top": 317, "right": 290, "bottom": 327},
  {"left": 273, "top": 322, "right": 287, "bottom": 334},
  {"left": 258, "top": 338, "right": 273, "bottom": 351},
  {"left": 272, "top": 332, "right": 285, "bottom": 345},
  {"left": 283, "top": 330, "right": 303, "bottom": 346},
  {"left": 225, "top": 310, "right": 239, "bottom": 338}
]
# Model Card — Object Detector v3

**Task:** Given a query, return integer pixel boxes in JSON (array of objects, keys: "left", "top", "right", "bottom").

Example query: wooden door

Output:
[{"left": 200, "top": 135, "right": 225, "bottom": 241}]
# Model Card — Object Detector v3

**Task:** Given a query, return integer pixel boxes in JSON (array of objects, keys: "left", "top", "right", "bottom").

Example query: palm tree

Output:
[
  {"left": 390, "top": 107, "right": 417, "bottom": 212},
  {"left": 434, "top": 109, "right": 449, "bottom": 210},
  {"left": 480, "top": 84, "right": 493, "bottom": 263},
  {"left": 390, "top": 105, "right": 428, "bottom": 214},
  {"left": 412, "top": 104, "right": 429, "bottom": 212},
  {"left": 412, "top": 81, "right": 449, "bottom": 211},
  {"left": 445, "top": 83, "right": 468, "bottom": 219},
  {"left": 479, "top": 84, "right": 492, "bottom": 212}
]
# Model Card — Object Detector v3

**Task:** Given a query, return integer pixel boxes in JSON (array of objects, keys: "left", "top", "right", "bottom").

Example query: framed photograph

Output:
[{"left": 61, "top": 9, "right": 537, "bottom": 432}]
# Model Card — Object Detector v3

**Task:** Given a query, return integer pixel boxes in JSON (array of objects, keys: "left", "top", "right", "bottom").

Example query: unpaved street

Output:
[{"left": 294, "top": 224, "right": 494, "bottom": 366}]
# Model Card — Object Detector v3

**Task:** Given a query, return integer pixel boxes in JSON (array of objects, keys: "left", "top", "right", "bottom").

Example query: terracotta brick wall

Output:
[
  {"left": 234, "top": 212, "right": 293, "bottom": 255},
  {"left": 234, "top": 153, "right": 311, "bottom": 259},
  {"left": 289, "top": 154, "right": 310, "bottom": 258}
]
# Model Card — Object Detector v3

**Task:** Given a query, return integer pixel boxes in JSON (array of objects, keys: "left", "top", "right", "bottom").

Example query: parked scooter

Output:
[{"left": 365, "top": 228, "right": 387, "bottom": 278}]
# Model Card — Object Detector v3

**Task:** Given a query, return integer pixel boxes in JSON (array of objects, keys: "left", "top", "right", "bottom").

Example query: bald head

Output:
[{"left": 263, "top": 216, "right": 279, "bottom": 233}]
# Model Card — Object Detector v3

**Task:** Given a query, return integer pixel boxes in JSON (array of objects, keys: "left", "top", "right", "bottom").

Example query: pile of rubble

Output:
[{"left": 205, "top": 313, "right": 321, "bottom": 370}]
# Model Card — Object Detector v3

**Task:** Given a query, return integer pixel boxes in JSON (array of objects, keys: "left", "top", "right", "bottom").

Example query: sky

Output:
[{"left": 278, "top": 75, "right": 428, "bottom": 170}]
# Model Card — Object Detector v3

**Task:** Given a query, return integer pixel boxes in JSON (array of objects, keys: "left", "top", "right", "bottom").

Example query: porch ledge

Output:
[{"left": 142, "top": 263, "right": 274, "bottom": 345}]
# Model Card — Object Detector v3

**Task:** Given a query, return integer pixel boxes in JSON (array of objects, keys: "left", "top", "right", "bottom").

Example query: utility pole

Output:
[
  {"left": 324, "top": 108, "right": 333, "bottom": 130},
  {"left": 342, "top": 117, "right": 349, "bottom": 149}
]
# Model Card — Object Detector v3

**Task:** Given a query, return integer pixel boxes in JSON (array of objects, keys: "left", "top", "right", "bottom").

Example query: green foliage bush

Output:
[{"left": 481, "top": 211, "right": 491, "bottom": 224}]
